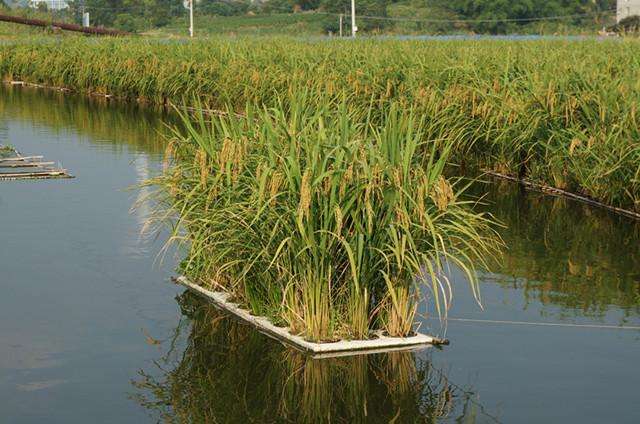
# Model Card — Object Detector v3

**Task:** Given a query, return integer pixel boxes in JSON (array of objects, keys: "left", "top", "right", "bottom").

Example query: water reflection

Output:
[
  {"left": 479, "top": 180, "right": 640, "bottom": 320},
  {"left": 132, "top": 292, "right": 492, "bottom": 423},
  {"left": 0, "top": 85, "right": 172, "bottom": 155}
]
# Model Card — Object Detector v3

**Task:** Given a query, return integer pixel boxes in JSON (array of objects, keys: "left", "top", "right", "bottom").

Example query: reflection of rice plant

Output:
[
  {"left": 0, "top": 86, "right": 170, "bottom": 155},
  {"left": 473, "top": 181, "right": 640, "bottom": 320},
  {"left": 147, "top": 94, "right": 499, "bottom": 341},
  {"left": 131, "top": 293, "right": 486, "bottom": 423}
]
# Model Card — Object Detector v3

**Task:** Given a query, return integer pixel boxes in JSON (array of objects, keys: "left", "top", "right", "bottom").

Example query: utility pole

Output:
[
  {"left": 50, "top": 1, "right": 54, "bottom": 32},
  {"left": 350, "top": 0, "right": 357, "bottom": 37},
  {"left": 189, "top": 0, "right": 194, "bottom": 38},
  {"left": 81, "top": 0, "right": 89, "bottom": 28},
  {"left": 339, "top": 13, "right": 343, "bottom": 37}
]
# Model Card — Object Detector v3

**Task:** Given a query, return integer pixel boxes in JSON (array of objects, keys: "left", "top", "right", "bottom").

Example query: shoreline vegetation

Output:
[{"left": 2, "top": 36, "right": 638, "bottom": 341}]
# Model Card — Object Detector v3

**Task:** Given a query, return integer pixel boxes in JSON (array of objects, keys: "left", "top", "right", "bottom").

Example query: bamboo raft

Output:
[{"left": 0, "top": 147, "right": 73, "bottom": 180}]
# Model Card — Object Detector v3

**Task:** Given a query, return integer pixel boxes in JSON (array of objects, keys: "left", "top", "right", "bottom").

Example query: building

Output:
[
  {"left": 618, "top": 0, "right": 640, "bottom": 22},
  {"left": 29, "top": 0, "right": 68, "bottom": 10}
]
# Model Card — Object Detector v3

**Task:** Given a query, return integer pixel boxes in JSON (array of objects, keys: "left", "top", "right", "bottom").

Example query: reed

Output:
[
  {"left": 1, "top": 36, "right": 638, "bottom": 212},
  {"left": 146, "top": 93, "right": 498, "bottom": 341}
]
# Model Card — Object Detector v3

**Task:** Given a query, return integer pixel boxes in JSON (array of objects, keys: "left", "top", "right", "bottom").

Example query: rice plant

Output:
[{"left": 146, "top": 93, "right": 499, "bottom": 341}]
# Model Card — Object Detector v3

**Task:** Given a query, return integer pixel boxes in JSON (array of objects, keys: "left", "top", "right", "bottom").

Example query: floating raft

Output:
[
  {"left": 0, "top": 147, "right": 73, "bottom": 180},
  {"left": 175, "top": 276, "right": 446, "bottom": 358}
]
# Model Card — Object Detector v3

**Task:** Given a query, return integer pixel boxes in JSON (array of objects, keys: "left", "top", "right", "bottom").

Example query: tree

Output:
[
  {"left": 434, "top": 0, "right": 616, "bottom": 34},
  {"left": 36, "top": 1, "right": 48, "bottom": 13},
  {"left": 67, "top": 0, "right": 182, "bottom": 29},
  {"left": 612, "top": 15, "right": 640, "bottom": 33},
  {"left": 199, "top": 0, "right": 249, "bottom": 17},
  {"left": 259, "top": 0, "right": 321, "bottom": 12}
]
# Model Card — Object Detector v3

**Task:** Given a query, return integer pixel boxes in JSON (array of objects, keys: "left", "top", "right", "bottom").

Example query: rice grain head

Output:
[{"left": 298, "top": 170, "right": 312, "bottom": 221}]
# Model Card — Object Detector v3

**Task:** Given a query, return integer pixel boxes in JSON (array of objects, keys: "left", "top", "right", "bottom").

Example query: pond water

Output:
[{"left": 1, "top": 85, "right": 638, "bottom": 423}]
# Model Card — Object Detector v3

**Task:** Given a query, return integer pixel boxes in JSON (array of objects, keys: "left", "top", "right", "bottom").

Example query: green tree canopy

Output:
[
  {"left": 434, "top": 0, "right": 615, "bottom": 33},
  {"left": 67, "top": 0, "right": 182, "bottom": 29}
]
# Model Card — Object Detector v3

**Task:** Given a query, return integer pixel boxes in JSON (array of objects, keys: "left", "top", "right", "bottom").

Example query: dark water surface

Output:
[{"left": 1, "top": 86, "right": 638, "bottom": 423}]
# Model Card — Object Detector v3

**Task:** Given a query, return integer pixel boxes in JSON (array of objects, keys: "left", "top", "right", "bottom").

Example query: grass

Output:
[
  {"left": 0, "top": 8, "right": 77, "bottom": 40},
  {"left": 146, "top": 93, "right": 498, "bottom": 341},
  {"left": 0, "top": 21, "right": 45, "bottom": 39}
]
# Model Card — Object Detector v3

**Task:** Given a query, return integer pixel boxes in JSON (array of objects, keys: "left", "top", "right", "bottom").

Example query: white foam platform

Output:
[{"left": 175, "top": 276, "right": 443, "bottom": 357}]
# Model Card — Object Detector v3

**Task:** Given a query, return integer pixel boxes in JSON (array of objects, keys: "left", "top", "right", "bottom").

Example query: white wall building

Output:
[
  {"left": 618, "top": 0, "right": 640, "bottom": 22},
  {"left": 29, "top": 0, "right": 68, "bottom": 10}
]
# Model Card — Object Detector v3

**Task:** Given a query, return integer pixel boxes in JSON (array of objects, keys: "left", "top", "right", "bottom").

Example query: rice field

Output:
[
  {"left": 0, "top": 37, "right": 638, "bottom": 211},
  {"left": 2, "top": 35, "right": 638, "bottom": 340},
  {"left": 3, "top": 59, "right": 640, "bottom": 423}
]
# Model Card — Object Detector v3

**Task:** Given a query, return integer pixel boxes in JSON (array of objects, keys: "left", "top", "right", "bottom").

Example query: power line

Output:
[
  {"left": 331, "top": 7, "right": 617, "bottom": 24},
  {"left": 437, "top": 317, "right": 640, "bottom": 331},
  {"left": 71, "top": 4, "right": 616, "bottom": 25},
  {"left": 239, "top": 5, "right": 616, "bottom": 25}
]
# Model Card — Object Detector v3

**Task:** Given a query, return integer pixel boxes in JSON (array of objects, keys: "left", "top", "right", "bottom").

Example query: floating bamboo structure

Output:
[
  {"left": 0, "top": 161, "right": 55, "bottom": 168},
  {"left": 0, "top": 147, "right": 73, "bottom": 180}
]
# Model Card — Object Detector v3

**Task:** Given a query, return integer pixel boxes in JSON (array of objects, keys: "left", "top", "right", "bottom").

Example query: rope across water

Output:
[{"left": 437, "top": 317, "right": 640, "bottom": 331}]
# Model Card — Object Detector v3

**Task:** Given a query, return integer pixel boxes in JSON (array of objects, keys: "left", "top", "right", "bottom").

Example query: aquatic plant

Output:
[{"left": 146, "top": 94, "right": 498, "bottom": 341}]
